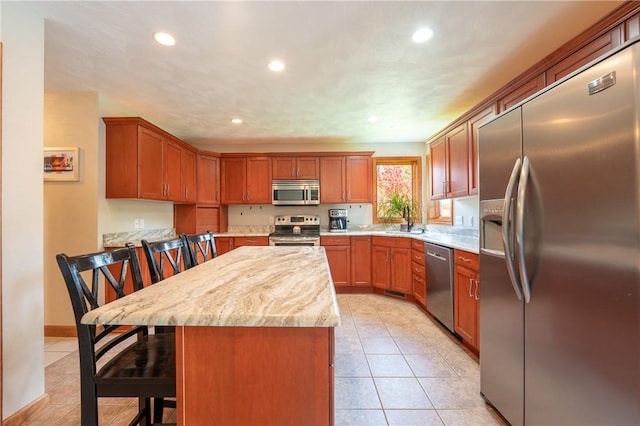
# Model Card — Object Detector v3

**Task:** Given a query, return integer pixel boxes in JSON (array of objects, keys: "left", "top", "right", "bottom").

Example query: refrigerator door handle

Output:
[
  {"left": 516, "top": 156, "right": 532, "bottom": 303},
  {"left": 502, "top": 158, "right": 524, "bottom": 301}
]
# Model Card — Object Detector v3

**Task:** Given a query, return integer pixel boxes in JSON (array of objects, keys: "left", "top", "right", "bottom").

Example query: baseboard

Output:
[
  {"left": 44, "top": 325, "right": 76, "bottom": 337},
  {"left": 3, "top": 394, "right": 49, "bottom": 426}
]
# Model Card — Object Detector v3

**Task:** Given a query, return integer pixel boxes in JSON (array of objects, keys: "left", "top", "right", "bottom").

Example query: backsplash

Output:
[{"left": 103, "top": 228, "right": 176, "bottom": 247}]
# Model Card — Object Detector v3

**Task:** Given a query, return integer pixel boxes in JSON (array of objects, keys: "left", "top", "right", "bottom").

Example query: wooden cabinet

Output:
[
  {"left": 321, "top": 236, "right": 351, "bottom": 287},
  {"left": 545, "top": 27, "right": 622, "bottom": 84},
  {"left": 453, "top": 249, "right": 480, "bottom": 353},
  {"left": 104, "top": 117, "right": 197, "bottom": 202},
  {"left": 410, "top": 239, "right": 426, "bottom": 306},
  {"left": 498, "top": 73, "right": 545, "bottom": 113},
  {"left": 468, "top": 106, "right": 496, "bottom": 195},
  {"left": 180, "top": 147, "right": 197, "bottom": 203},
  {"left": 320, "top": 155, "right": 373, "bottom": 203},
  {"left": 196, "top": 153, "right": 220, "bottom": 205},
  {"left": 350, "top": 236, "right": 371, "bottom": 287},
  {"left": 272, "top": 156, "right": 319, "bottom": 179},
  {"left": 221, "top": 156, "right": 272, "bottom": 204},
  {"left": 215, "top": 236, "right": 269, "bottom": 255},
  {"left": 174, "top": 204, "right": 228, "bottom": 235},
  {"left": 430, "top": 124, "right": 469, "bottom": 200},
  {"left": 371, "top": 237, "right": 412, "bottom": 293}
]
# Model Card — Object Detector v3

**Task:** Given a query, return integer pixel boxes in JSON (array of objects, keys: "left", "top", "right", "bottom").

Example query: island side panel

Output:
[{"left": 177, "top": 326, "right": 335, "bottom": 426}]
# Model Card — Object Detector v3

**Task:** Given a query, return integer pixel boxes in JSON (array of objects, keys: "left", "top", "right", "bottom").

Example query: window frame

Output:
[{"left": 373, "top": 157, "right": 422, "bottom": 224}]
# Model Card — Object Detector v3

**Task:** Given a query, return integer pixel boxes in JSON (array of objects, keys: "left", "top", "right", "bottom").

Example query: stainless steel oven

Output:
[{"left": 268, "top": 214, "right": 320, "bottom": 246}]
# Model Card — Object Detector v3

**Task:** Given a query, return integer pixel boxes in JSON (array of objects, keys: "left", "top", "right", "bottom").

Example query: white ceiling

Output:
[{"left": 29, "top": 1, "right": 622, "bottom": 147}]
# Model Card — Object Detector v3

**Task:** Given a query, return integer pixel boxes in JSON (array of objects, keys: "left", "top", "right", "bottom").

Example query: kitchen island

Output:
[{"left": 82, "top": 246, "right": 341, "bottom": 426}]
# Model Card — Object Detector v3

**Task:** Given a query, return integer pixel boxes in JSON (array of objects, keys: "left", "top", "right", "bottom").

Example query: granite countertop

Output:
[
  {"left": 215, "top": 229, "right": 479, "bottom": 254},
  {"left": 82, "top": 246, "right": 341, "bottom": 328},
  {"left": 103, "top": 228, "right": 177, "bottom": 247}
]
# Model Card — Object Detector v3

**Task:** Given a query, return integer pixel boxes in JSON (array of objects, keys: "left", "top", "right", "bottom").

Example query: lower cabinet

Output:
[
  {"left": 371, "top": 237, "right": 411, "bottom": 293},
  {"left": 453, "top": 249, "right": 480, "bottom": 353},
  {"left": 411, "top": 239, "right": 426, "bottom": 306},
  {"left": 321, "top": 236, "right": 351, "bottom": 287},
  {"left": 350, "top": 236, "right": 371, "bottom": 287},
  {"left": 215, "top": 236, "right": 268, "bottom": 256}
]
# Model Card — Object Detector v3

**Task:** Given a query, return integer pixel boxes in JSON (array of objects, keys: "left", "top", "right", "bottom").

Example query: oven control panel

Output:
[{"left": 274, "top": 215, "right": 320, "bottom": 225}]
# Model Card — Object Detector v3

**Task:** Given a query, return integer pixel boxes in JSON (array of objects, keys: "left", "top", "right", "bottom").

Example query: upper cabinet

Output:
[
  {"left": 221, "top": 156, "right": 272, "bottom": 204},
  {"left": 104, "top": 117, "right": 197, "bottom": 202},
  {"left": 468, "top": 106, "right": 496, "bottom": 195},
  {"left": 497, "top": 74, "right": 545, "bottom": 114},
  {"left": 196, "top": 152, "right": 220, "bottom": 205},
  {"left": 320, "top": 154, "right": 373, "bottom": 203},
  {"left": 430, "top": 124, "right": 469, "bottom": 200},
  {"left": 272, "top": 156, "right": 319, "bottom": 180}
]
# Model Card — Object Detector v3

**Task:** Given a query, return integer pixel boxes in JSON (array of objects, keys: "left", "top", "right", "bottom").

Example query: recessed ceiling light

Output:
[
  {"left": 153, "top": 32, "right": 176, "bottom": 46},
  {"left": 231, "top": 118, "right": 243, "bottom": 124},
  {"left": 268, "top": 60, "right": 285, "bottom": 72},
  {"left": 412, "top": 27, "right": 434, "bottom": 43},
  {"left": 368, "top": 116, "right": 379, "bottom": 123}
]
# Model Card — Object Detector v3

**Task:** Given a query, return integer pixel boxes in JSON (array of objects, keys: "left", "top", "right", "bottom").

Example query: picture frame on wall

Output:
[{"left": 43, "top": 146, "right": 79, "bottom": 181}]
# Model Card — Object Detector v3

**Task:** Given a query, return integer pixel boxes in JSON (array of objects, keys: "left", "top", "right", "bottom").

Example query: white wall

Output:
[
  {"left": 1, "top": 2, "right": 45, "bottom": 418},
  {"left": 453, "top": 195, "right": 479, "bottom": 228},
  {"left": 97, "top": 95, "right": 174, "bottom": 239}
]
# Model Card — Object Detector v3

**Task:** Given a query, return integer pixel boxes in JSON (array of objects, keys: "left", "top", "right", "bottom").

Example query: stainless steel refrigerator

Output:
[{"left": 478, "top": 40, "right": 640, "bottom": 425}]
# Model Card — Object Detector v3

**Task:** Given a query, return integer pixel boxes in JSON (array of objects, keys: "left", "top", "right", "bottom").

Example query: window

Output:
[
  {"left": 373, "top": 157, "right": 422, "bottom": 224},
  {"left": 428, "top": 199, "right": 453, "bottom": 224}
]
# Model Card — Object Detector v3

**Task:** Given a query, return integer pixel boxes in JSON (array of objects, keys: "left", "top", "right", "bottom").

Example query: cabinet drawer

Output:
[
  {"left": 454, "top": 249, "right": 479, "bottom": 271},
  {"left": 411, "top": 238, "right": 425, "bottom": 252},
  {"left": 321, "top": 236, "right": 350, "bottom": 246},
  {"left": 371, "top": 236, "right": 412, "bottom": 249},
  {"left": 411, "top": 260, "right": 425, "bottom": 279},
  {"left": 234, "top": 236, "right": 269, "bottom": 246},
  {"left": 411, "top": 250, "right": 425, "bottom": 264}
]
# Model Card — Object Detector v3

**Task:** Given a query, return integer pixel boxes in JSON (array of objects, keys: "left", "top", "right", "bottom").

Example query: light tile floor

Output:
[
  {"left": 35, "top": 294, "right": 504, "bottom": 425},
  {"left": 335, "top": 294, "right": 504, "bottom": 425}
]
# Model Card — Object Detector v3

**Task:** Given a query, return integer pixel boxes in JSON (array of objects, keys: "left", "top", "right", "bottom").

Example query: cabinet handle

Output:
[
  {"left": 246, "top": 191, "right": 250, "bottom": 201},
  {"left": 475, "top": 279, "right": 480, "bottom": 301},
  {"left": 468, "top": 278, "right": 473, "bottom": 298},
  {"left": 458, "top": 256, "right": 471, "bottom": 263},
  {"left": 297, "top": 167, "right": 300, "bottom": 177}
]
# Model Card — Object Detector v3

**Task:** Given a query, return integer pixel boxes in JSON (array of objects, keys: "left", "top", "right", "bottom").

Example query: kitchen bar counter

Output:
[
  {"left": 83, "top": 246, "right": 339, "bottom": 426},
  {"left": 82, "top": 246, "right": 341, "bottom": 327}
]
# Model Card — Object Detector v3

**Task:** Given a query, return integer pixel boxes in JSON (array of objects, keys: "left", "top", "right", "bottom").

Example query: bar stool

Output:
[
  {"left": 182, "top": 230, "right": 217, "bottom": 266},
  {"left": 56, "top": 244, "right": 175, "bottom": 426}
]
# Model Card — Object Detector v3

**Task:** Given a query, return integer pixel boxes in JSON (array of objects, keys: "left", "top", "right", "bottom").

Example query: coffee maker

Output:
[{"left": 328, "top": 209, "right": 348, "bottom": 232}]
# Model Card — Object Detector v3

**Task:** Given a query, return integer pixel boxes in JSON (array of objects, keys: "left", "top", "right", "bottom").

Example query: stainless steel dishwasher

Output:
[{"left": 425, "top": 242, "right": 455, "bottom": 332}]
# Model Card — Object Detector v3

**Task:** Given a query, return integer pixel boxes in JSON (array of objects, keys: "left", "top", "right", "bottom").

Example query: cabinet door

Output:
[
  {"left": 498, "top": 73, "right": 545, "bottom": 113},
  {"left": 468, "top": 106, "right": 496, "bottom": 195},
  {"left": 221, "top": 158, "right": 247, "bottom": 204},
  {"left": 246, "top": 157, "right": 272, "bottom": 203},
  {"left": 412, "top": 273, "right": 426, "bottom": 307},
  {"left": 350, "top": 236, "right": 371, "bottom": 287},
  {"left": 215, "top": 237, "right": 234, "bottom": 255},
  {"left": 446, "top": 124, "right": 469, "bottom": 198},
  {"left": 197, "top": 154, "right": 220, "bottom": 205},
  {"left": 324, "top": 245, "right": 351, "bottom": 286},
  {"left": 164, "top": 140, "right": 182, "bottom": 201},
  {"left": 390, "top": 248, "right": 412, "bottom": 294},
  {"left": 138, "top": 126, "right": 165, "bottom": 199},
  {"left": 429, "top": 137, "right": 447, "bottom": 200},
  {"left": 371, "top": 246, "right": 391, "bottom": 289},
  {"left": 181, "top": 149, "right": 197, "bottom": 203},
  {"left": 272, "top": 157, "right": 296, "bottom": 179},
  {"left": 454, "top": 265, "right": 478, "bottom": 348},
  {"left": 320, "top": 156, "right": 346, "bottom": 203},
  {"left": 545, "top": 27, "right": 622, "bottom": 84},
  {"left": 296, "top": 157, "right": 319, "bottom": 179},
  {"left": 346, "top": 156, "right": 372, "bottom": 202}
]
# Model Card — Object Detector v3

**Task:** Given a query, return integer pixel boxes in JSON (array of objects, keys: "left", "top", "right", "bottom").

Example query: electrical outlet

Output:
[
  {"left": 140, "top": 219, "right": 145, "bottom": 229},
  {"left": 455, "top": 215, "right": 463, "bottom": 226},
  {"left": 134, "top": 219, "right": 140, "bottom": 229},
  {"left": 469, "top": 216, "right": 474, "bottom": 226},
  {"left": 269, "top": 216, "right": 274, "bottom": 224}
]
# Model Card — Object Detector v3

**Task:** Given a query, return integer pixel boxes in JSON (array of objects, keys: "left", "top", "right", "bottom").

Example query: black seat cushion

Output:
[{"left": 96, "top": 333, "right": 176, "bottom": 398}]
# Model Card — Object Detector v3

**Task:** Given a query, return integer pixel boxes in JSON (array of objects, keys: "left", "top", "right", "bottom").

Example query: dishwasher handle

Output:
[{"left": 426, "top": 251, "right": 448, "bottom": 262}]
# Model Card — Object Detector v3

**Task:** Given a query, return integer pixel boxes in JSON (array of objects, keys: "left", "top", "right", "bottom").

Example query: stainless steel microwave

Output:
[{"left": 272, "top": 180, "right": 320, "bottom": 206}]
